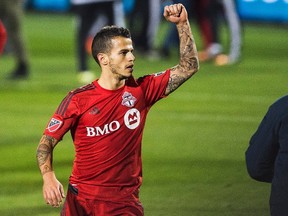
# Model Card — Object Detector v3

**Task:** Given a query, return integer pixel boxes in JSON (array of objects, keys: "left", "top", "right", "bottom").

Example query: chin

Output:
[
  {"left": 119, "top": 74, "right": 131, "bottom": 80},
  {"left": 124, "top": 74, "right": 132, "bottom": 79}
]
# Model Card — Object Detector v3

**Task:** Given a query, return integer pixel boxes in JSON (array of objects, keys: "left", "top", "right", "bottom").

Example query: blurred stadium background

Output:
[
  {"left": 25, "top": 0, "right": 288, "bottom": 22},
  {"left": 0, "top": 0, "right": 287, "bottom": 215}
]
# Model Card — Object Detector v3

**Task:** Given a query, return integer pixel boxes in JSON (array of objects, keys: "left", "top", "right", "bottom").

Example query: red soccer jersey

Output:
[{"left": 44, "top": 70, "right": 170, "bottom": 200}]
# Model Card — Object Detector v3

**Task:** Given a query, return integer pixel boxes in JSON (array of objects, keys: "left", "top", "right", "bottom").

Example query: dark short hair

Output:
[{"left": 91, "top": 25, "right": 131, "bottom": 65}]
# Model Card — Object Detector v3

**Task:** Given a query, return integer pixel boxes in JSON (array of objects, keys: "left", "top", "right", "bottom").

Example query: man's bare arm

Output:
[
  {"left": 163, "top": 4, "right": 199, "bottom": 95},
  {"left": 36, "top": 135, "right": 58, "bottom": 175},
  {"left": 36, "top": 135, "right": 65, "bottom": 208}
]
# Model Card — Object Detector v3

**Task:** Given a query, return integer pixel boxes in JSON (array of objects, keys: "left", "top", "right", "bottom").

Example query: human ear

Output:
[{"left": 97, "top": 53, "right": 109, "bottom": 65}]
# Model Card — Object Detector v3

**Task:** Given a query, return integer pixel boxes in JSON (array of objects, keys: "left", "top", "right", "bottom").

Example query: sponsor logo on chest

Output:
[
  {"left": 86, "top": 92, "right": 140, "bottom": 137},
  {"left": 86, "top": 108, "right": 140, "bottom": 137}
]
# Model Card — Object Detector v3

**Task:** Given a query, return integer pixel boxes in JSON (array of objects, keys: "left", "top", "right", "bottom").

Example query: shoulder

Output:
[
  {"left": 61, "top": 83, "right": 96, "bottom": 106},
  {"left": 270, "top": 95, "right": 288, "bottom": 112},
  {"left": 56, "top": 83, "right": 96, "bottom": 116},
  {"left": 67, "top": 83, "right": 96, "bottom": 98},
  {"left": 131, "top": 70, "right": 170, "bottom": 84},
  {"left": 265, "top": 95, "right": 288, "bottom": 122},
  {"left": 273, "top": 95, "right": 288, "bottom": 105}
]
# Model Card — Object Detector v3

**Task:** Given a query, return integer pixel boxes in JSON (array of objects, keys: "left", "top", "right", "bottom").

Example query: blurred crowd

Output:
[
  {"left": 71, "top": 0, "right": 242, "bottom": 84},
  {"left": 0, "top": 0, "right": 242, "bottom": 83},
  {"left": 0, "top": 0, "right": 30, "bottom": 79}
]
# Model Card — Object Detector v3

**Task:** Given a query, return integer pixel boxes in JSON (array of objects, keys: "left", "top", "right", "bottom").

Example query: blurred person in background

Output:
[
  {"left": 195, "top": 0, "right": 222, "bottom": 63},
  {"left": 246, "top": 95, "right": 288, "bottom": 216},
  {"left": 126, "top": 0, "right": 161, "bottom": 59},
  {"left": 0, "top": 20, "right": 7, "bottom": 55},
  {"left": 161, "top": 0, "right": 222, "bottom": 59},
  {"left": 211, "top": 0, "right": 242, "bottom": 66},
  {"left": 36, "top": 3, "right": 199, "bottom": 214},
  {"left": 0, "top": 0, "right": 30, "bottom": 79},
  {"left": 71, "top": 0, "right": 126, "bottom": 84},
  {"left": 161, "top": 0, "right": 241, "bottom": 66}
]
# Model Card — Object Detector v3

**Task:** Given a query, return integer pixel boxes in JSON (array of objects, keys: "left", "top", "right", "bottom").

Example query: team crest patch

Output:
[
  {"left": 121, "top": 92, "right": 137, "bottom": 107},
  {"left": 47, "top": 118, "right": 62, "bottom": 132}
]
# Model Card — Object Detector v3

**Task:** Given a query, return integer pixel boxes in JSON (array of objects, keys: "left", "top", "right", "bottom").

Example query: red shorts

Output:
[{"left": 60, "top": 184, "right": 144, "bottom": 216}]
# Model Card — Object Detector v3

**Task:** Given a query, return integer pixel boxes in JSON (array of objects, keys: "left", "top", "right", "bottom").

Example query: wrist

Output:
[
  {"left": 176, "top": 19, "right": 189, "bottom": 27},
  {"left": 42, "top": 170, "right": 55, "bottom": 179}
]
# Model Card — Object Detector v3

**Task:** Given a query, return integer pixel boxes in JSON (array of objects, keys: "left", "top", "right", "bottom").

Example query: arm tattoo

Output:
[
  {"left": 36, "top": 144, "right": 51, "bottom": 166},
  {"left": 167, "top": 71, "right": 187, "bottom": 94},
  {"left": 178, "top": 25, "right": 199, "bottom": 72},
  {"left": 166, "top": 21, "right": 199, "bottom": 95},
  {"left": 36, "top": 135, "right": 56, "bottom": 175}
]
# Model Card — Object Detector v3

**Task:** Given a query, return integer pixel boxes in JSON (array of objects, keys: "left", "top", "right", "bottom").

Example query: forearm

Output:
[
  {"left": 36, "top": 135, "right": 58, "bottom": 175},
  {"left": 163, "top": 4, "right": 199, "bottom": 95},
  {"left": 176, "top": 20, "right": 199, "bottom": 76},
  {"left": 165, "top": 21, "right": 199, "bottom": 95}
]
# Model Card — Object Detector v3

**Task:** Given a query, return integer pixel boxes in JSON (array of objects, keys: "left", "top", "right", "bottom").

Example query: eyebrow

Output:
[{"left": 119, "top": 48, "right": 133, "bottom": 53}]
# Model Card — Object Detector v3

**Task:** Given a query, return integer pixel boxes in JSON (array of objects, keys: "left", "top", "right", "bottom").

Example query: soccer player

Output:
[
  {"left": 246, "top": 95, "right": 288, "bottom": 216},
  {"left": 36, "top": 3, "right": 199, "bottom": 215}
]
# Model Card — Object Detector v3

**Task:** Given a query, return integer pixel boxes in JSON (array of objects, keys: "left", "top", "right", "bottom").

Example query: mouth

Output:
[{"left": 126, "top": 64, "right": 134, "bottom": 72}]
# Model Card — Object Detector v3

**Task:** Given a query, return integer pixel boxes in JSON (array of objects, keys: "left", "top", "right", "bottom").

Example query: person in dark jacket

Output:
[{"left": 246, "top": 95, "right": 288, "bottom": 216}]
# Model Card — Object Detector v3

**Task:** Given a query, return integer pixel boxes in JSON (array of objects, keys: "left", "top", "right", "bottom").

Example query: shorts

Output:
[{"left": 60, "top": 184, "right": 144, "bottom": 216}]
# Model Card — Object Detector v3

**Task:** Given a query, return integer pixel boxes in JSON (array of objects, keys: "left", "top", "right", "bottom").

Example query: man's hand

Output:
[
  {"left": 42, "top": 172, "right": 65, "bottom": 208},
  {"left": 163, "top": 4, "right": 188, "bottom": 24}
]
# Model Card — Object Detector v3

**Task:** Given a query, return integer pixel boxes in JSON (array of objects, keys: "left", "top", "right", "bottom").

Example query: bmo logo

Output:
[
  {"left": 86, "top": 108, "right": 141, "bottom": 136},
  {"left": 86, "top": 121, "right": 120, "bottom": 136},
  {"left": 124, "top": 108, "right": 140, "bottom": 130}
]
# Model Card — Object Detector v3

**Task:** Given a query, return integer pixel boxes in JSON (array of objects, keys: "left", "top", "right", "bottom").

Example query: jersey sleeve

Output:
[
  {"left": 138, "top": 69, "right": 170, "bottom": 107},
  {"left": 43, "top": 92, "right": 80, "bottom": 141}
]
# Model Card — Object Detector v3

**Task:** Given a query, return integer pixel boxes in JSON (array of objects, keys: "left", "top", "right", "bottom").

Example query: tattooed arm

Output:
[
  {"left": 36, "top": 135, "right": 65, "bottom": 208},
  {"left": 163, "top": 4, "right": 199, "bottom": 95}
]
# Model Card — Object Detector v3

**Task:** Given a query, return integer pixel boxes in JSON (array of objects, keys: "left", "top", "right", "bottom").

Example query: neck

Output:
[{"left": 97, "top": 74, "right": 126, "bottom": 90}]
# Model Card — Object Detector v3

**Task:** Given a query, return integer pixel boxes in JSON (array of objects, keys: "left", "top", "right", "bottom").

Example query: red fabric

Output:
[
  {"left": 44, "top": 70, "right": 170, "bottom": 201},
  {"left": 0, "top": 20, "right": 7, "bottom": 55},
  {"left": 61, "top": 187, "right": 144, "bottom": 216}
]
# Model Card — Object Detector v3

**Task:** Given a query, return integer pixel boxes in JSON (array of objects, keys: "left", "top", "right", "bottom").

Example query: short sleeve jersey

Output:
[{"left": 43, "top": 70, "right": 170, "bottom": 200}]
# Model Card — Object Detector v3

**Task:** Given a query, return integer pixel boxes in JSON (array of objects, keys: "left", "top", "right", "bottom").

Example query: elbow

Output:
[
  {"left": 188, "top": 57, "right": 200, "bottom": 76},
  {"left": 194, "top": 64, "right": 200, "bottom": 74},
  {"left": 246, "top": 167, "right": 271, "bottom": 182},
  {"left": 192, "top": 56, "right": 200, "bottom": 73},
  {"left": 246, "top": 157, "right": 273, "bottom": 183}
]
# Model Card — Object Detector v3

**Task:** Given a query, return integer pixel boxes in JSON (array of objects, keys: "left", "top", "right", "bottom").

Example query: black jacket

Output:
[{"left": 246, "top": 95, "right": 288, "bottom": 216}]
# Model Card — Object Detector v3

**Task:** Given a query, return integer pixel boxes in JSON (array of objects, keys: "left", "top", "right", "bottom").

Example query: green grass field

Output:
[{"left": 0, "top": 12, "right": 287, "bottom": 216}]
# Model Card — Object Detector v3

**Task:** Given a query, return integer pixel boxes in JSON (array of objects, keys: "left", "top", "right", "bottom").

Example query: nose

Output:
[{"left": 128, "top": 52, "right": 135, "bottom": 61}]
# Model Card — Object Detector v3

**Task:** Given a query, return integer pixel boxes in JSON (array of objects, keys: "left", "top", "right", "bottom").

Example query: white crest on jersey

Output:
[
  {"left": 124, "top": 108, "right": 140, "bottom": 130},
  {"left": 121, "top": 92, "right": 136, "bottom": 107}
]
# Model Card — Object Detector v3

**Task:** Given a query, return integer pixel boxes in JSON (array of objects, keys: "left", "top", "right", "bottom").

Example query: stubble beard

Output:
[{"left": 110, "top": 64, "right": 131, "bottom": 81}]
